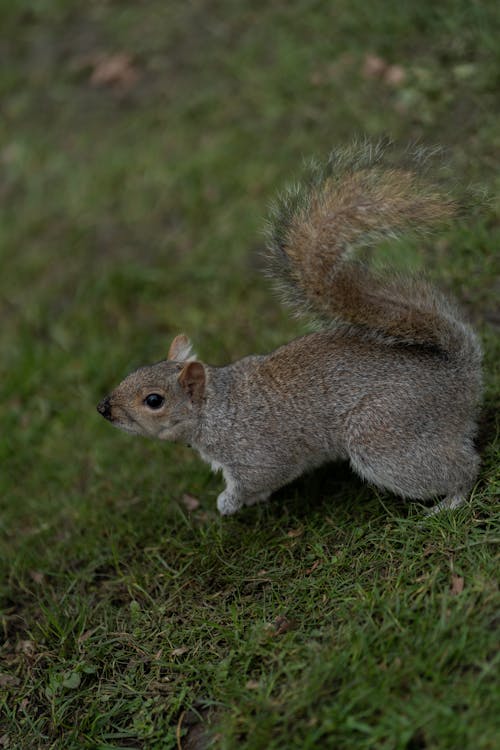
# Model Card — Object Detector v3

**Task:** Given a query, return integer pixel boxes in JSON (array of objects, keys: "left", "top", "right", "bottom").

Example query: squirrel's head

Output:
[{"left": 97, "top": 334, "right": 206, "bottom": 442}]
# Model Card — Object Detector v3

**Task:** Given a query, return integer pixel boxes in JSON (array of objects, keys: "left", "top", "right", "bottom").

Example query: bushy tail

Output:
[{"left": 265, "top": 140, "right": 480, "bottom": 362}]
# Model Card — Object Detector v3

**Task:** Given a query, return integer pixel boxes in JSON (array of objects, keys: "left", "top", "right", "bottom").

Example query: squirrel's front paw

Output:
[{"left": 216, "top": 491, "right": 243, "bottom": 516}]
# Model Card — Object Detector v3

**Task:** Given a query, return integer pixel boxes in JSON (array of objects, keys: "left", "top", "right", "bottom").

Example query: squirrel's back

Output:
[{"left": 265, "top": 140, "right": 482, "bottom": 368}]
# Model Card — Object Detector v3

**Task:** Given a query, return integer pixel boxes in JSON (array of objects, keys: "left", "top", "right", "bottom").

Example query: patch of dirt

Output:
[{"left": 178, "top": 706, "right": 222, "bottom": 750}]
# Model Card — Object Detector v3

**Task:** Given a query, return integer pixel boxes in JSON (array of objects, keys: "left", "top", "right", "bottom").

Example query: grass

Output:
[{"left": 1, "top": 1, "right": 499, "bottom": 748}]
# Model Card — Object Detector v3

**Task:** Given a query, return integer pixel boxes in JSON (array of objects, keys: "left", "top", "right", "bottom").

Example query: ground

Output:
[{"left": 0, "top": 1, "right": 499, "bottom": 749}]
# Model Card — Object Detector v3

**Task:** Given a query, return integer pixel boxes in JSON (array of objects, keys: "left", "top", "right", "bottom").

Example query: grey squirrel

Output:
[{"left": 97, "top": 141, "right": 483, "bottom": 515}]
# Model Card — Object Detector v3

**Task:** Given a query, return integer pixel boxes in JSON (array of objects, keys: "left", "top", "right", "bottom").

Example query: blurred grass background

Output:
[{"left": 0, "top": 1, "right": 499, "bottom": 748}]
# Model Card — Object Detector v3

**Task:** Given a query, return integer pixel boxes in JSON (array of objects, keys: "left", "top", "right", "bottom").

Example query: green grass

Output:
[{"left": 1, "top": 1, "right": 499, "bottom": 748}]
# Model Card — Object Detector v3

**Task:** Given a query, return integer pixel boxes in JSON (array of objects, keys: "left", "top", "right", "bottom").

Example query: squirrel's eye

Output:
[{"left": 144, "top": 393, "right": 165, "bottom": 410}]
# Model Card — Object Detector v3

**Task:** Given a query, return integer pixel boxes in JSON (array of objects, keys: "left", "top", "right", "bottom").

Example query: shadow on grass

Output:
[
  {"left": 476, "top": 402, "right": 499, "bottom": 454},
  {"left": 230, "top": 460, "right": 410, "bottom": 528}
]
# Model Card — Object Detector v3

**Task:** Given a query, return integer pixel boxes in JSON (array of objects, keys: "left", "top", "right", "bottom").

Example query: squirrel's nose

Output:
[{"left": 97, "top": 397, "right": 112, "bottom": 420}]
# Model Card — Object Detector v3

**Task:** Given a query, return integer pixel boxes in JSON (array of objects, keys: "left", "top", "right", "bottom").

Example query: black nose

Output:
[{"left": 97, "top": 397, "right": 112, "bottom": 420}]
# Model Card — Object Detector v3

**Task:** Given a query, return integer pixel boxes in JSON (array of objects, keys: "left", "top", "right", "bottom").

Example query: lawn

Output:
[{"left": 1, "top": 1, "right": 499, "bottom": 748}]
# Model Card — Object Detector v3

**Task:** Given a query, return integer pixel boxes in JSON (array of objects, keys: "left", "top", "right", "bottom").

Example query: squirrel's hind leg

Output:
[
  {"left": 424, "top": 494, "right": 467, "bottom": 516},
  {"left": 345, "top": 405, "right": 479, "bottom": 505}
]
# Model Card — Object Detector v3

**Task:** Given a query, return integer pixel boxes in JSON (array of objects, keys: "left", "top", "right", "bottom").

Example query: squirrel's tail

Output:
[{"left": 265, "top": 140, "right": 481, "bottom": 363}]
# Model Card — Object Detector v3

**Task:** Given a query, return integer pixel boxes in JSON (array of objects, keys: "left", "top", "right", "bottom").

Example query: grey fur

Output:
[{"left": 98, "top": 143, "right": 483, "bottom": 515}]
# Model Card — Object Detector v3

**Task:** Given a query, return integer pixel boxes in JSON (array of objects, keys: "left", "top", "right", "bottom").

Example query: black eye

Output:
[{"left": 144, "top": 393, "right": 165, "bottom": 410}]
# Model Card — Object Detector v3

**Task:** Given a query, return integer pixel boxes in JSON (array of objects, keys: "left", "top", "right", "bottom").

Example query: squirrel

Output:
[{"left": 97, "top": 141, "right": 483, "bottom": 516}]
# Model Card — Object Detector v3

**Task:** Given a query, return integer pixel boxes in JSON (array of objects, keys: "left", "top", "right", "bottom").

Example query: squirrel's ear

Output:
[
  {"left": 178, "top": 361, "right": 205, "bottom": 403},
  {"left": 168, "top": 334, "right": 196, "bottom": 362}
]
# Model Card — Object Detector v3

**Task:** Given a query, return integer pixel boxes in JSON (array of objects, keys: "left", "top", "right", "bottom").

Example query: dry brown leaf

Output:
[
  {"left": 245, "top": 679, "right": 260, "bottom": 690},
  {"left": 194, "top": 510, "right": 211, "bottom": 523},
  {"left": 305, "top": 560, "right": 321, "bottom": 575},
  {"left": 450, "top": 574, "right": 465, "bottom": 595},
  {"left": 362, "top": 53, "right": 387, "bottom": 79},
  {"left": 287, "top": 527, "right": 304, "bottom": 538},
  {"left": 384, "top": 64, "right": 406, "bottom": 86},
  {"left": 0, "top": 673, "right": 20, "bottom": 689},
  {"left": 181, "top": 493, "right": 200, "bottom": 512},
  {"left": 271, "top": 615, "right": 292, "bottom": 636},
  {"left": 15, "top": 640, "right": 35, "bottom": 657},
  {"left": 78, "top": 628, "right": 98, "bottom": 644},
  {"left": 90, "top": 53, "right": 139, "bottom": 89}
]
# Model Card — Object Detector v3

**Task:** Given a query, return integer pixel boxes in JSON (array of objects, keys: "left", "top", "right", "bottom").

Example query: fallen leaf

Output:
[
  {"left": 450, "top": 574, "right": 464, "bottom": 595},
  {"left": 310, "top": 70, "right": 324, "bottom": 86},
  {"left": 78, "top": 628, "right": 99, "bottom": 645},
  {"left": 171, "top": 646, "right": 189, "bottom": 657},
  {"left": 271, "top": 615, "right": 292, "bottom": 636},
  {"left": 181, "top": 493, "right": 200, "bottom": 512},
  {"left": 362, "top": 53, "right": 387, "bottom": 79},
  {"left": 194, "top": 510, "right": 211, "bottom": 523},
  {"left": 384, "top": 64, "right": 406, "bottom": 86},
  {"left": 90, "top": 53, "right": 139, "bottom": 89},
  {"left": 287, "top": 527, "right": 303, "bottom": 538},
  {"left": 0, "top": 673, "right": 20, "bottom": 689},
  {"left": 246, "top": 679, "right": 260, "bottom": 690},
  {"left": 16, "top": 640, "right": 35, "bottom": 657},
  {"left": 305, "top": 560, "right": 321, "bottom": 575}
]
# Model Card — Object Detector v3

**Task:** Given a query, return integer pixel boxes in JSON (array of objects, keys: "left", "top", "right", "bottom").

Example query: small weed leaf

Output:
[
  {"left": 62, "top": 671, "right": 81, "bottom": 690},
  {"left": 129, "top": 599, "right": 141, "bottom": 621}
]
